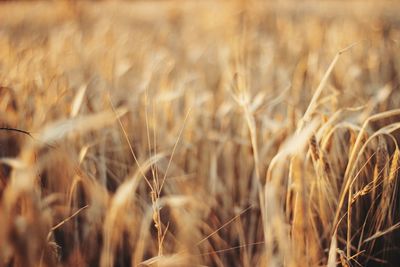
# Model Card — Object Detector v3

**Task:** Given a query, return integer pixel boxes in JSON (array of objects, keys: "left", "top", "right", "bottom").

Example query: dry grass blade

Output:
[
  {"left": 195, "top": 205, "right": 253, "bottom": 247},
  {"left": 46, "top": 205, "right": 89, "bottom": 241},
  {"left": 159, "top": 107, "right": 192, "bottom": 194},
  {"left": 327, "top": 232, "right": 337, "bottom": 267},
  {"left": 39, "top": 107, "right": 128, "bottom": 143},
  {"left": 70, "top": 84, "right": 87, "bottom": 118},
  {"left": 363, "top": 221, "right": 400, "bottom": 243},
  {"left": 297, "top": 43, "right": 357, "bottom": 132}
]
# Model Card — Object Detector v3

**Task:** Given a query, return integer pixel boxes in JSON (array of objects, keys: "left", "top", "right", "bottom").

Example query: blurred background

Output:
[{"left": 0, "top": 1, "right": 400, "bottom": 267}]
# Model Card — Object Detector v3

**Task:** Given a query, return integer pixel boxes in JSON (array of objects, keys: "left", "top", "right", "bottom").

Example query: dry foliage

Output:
[{"left": 0, "top": 1, "right": 400, "bottom": 266}]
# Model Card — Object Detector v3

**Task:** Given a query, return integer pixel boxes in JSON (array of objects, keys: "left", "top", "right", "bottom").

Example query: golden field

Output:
[{"left": 0, "top": 1, "right": 400, "bottom": 266}]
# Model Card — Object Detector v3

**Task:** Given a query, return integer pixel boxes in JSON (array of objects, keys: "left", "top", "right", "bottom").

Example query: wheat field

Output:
[{"left": 0, "top": 1, "right": 400, "bottom": 266}]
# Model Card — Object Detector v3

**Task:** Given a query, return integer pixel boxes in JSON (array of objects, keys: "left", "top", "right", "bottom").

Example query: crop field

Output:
[{"left": 0, "top": 1, "right": 400, "bottom": 266}]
